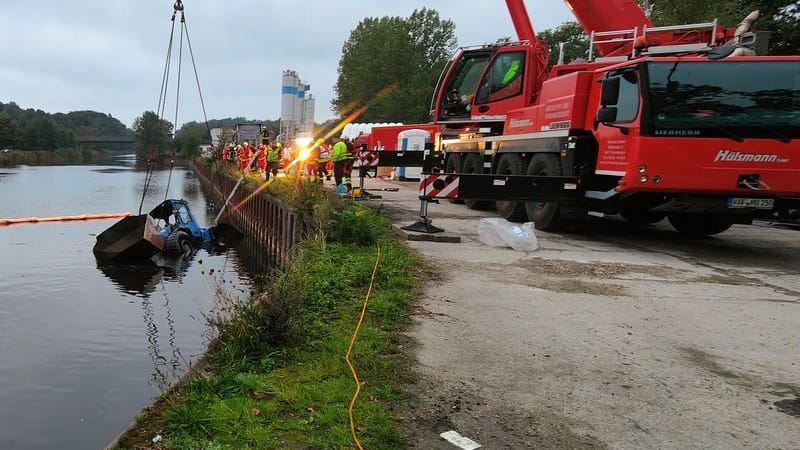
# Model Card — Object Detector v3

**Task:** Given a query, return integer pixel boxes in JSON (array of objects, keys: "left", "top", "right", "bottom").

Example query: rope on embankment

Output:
[{"left": 345, "top": 241, "right": 381, "bottom": 450}]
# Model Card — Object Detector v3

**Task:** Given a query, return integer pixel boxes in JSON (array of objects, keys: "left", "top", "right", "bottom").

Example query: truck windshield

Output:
[{"left": 647, "top": 61, "right": 800, "bottom": 140}]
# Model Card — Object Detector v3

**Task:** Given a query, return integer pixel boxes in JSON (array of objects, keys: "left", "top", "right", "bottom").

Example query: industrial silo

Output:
[
  {"left": 281, "top": 70, "right": 299, "bottom": 139},
  {"left": 302, "top": 94, "right": 315, "bottom": 134}
]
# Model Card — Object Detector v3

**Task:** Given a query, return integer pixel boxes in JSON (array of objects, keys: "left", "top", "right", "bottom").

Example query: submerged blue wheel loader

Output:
[{"left": 93, "top": 199, "right": 240, "bottom": 262}]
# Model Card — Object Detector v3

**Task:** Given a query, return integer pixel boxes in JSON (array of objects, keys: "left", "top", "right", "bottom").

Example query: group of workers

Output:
[{"left": 218, "top": 137, "right": 358, "bottom": 189}]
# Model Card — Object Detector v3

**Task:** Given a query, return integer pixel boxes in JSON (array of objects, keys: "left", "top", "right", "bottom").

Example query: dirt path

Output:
[{"left": 360, "top": 177, "right": 800, "bottom": 449}]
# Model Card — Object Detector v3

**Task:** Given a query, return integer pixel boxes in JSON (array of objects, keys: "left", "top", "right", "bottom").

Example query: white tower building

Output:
[{"left": 280, "top": 70, "right": 315, "bottom": 140}]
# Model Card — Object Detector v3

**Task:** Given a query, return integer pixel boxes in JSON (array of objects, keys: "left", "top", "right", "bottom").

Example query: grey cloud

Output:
[{"left": 1, "top": 1, "right": 573, "bottom": 129}]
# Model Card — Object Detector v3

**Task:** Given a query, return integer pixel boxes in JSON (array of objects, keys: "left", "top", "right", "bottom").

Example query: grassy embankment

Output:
[{"left": 114, "top": 172, "right": 425, "bottom": 449}]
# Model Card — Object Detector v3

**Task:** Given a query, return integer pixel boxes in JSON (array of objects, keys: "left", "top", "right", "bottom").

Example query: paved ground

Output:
[{"left": 357, "top": 176, "right": 800, "bottom": 450}]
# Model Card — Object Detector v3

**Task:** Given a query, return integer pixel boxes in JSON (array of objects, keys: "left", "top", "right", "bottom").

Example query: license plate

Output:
[{"left": 727, "top": 197, "right": 775, "bottom": 209}]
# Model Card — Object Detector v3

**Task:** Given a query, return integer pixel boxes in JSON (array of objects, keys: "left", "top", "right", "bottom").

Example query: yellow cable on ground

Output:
[{"left": 345, "top": 242, "right": 381, "bottom": 450}]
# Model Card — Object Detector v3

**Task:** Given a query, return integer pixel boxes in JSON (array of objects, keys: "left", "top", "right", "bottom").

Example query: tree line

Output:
[
  {"left": 332, "top": 1, "right": 799, "bottom": 124},
  {"left": 0, "top": 101, "right": 131, "bottom": 151},
  {"left": 132, "top": 113, "right": 284, "bottom": 160}
]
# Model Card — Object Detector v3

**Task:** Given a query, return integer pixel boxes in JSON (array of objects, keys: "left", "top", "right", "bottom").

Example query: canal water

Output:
[{"left": 0, "top": 156, "right": 257, "bottom": 450}]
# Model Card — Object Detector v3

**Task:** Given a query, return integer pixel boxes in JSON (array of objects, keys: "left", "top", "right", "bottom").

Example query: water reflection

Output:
[
  {"left": 96, "top": 262, "right": 163, "bottom": 297},
  {"left": 97, "top": 255, "right": 198, "bottom": 390},
  {"left": 0, "top": 161, "right": 260, "bottom": 450}
]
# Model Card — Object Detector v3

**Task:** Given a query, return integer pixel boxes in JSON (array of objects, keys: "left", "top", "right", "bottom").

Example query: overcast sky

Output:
[{"left": 1, "top": 1, "right": 574, "bottom": 129}]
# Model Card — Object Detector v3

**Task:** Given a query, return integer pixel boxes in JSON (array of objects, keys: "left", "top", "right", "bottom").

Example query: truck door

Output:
[
  {"left": 593, "top": 67, "right": 642, "bottom": 177},
  {"left": 436, "top": 51, "right": 492, "bottom": 121},
  {"left": 472, "top": 49, "right": 529, "bottom": 121}
]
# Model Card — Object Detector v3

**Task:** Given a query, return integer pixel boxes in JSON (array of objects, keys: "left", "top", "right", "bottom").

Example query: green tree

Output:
[
  {"left": 23, "top": 118, "right": 59, "bottom": 151},
  {"left": 333, "top": 8, "right": 456, "bottom": 123},
  {"left": 174, "top": 123, "right": 209, "bottom": 159},
  {"left": 132, "top": 111, "right": 173, "bottom": 159},
  {"left": 537, "top": 21, "right": 589, "bottom": 68},
  {"left": 0, "top": 113, "right": 21, "bottom": 149}
]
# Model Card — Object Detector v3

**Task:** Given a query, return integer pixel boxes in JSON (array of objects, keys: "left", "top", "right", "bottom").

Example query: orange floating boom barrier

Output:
[{"left": 0, "top": 212, "right": 131, "bottom": 227}]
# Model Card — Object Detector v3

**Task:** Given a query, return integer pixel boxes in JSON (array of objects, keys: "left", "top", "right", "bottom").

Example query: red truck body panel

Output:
[{"left": 617, "top": 137, "right": 799, "bottom": 195}]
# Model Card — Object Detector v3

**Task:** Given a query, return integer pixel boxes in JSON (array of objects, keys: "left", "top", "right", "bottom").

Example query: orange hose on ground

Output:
[{"left": 0, "top": 212, "right": 131, "bottom": 227}]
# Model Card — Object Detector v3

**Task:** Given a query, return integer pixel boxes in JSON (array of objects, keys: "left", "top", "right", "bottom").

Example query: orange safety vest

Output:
[
  {"left": 257, "top": 145, "right": 267, "bottom": 163},
  {"left": 238, "top": 145, "right": 252, "bottom": 161}
]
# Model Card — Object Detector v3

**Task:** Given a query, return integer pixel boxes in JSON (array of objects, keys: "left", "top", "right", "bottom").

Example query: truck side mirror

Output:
[
  {"left": 593, "top": 107, "right": 618, "bottom": 130},
  {"left": 600, "top": 77, "right": 620, "bottom": 106}
]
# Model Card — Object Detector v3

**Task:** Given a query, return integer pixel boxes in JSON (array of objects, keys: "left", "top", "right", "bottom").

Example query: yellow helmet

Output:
[{"left": 276, "top": 142, "right": 282, "bottom": 147}]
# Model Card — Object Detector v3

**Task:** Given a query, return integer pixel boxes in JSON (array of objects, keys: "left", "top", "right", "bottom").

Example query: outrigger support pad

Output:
[{"left": 402, "top": 198, "right": 444, "bottom": 234}]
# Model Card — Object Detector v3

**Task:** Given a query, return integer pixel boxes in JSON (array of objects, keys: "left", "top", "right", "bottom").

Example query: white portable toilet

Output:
[
  {"left": 396, "top": 129, "right": 429, "bottom": 180},
  {"left": 340, "top": 123, "right": 354, "bottom": 140}
]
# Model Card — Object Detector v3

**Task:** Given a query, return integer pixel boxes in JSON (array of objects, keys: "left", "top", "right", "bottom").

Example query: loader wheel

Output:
[
  {"left": 524, "top": 153, "right": 564, "bottom": 230},
  {"left": 620, "top": 210, "right": 667, "bottom": 226},
  {"left": 444, "top": 153, "right": 463, "bottom": 204},
  {"left": 166, "top": 230, "right": 194, "bottom": 253},
  {"left": 461, "top": 153, "right": 493, "bottom": 210},
  {"left": 495, "top": 153, "right": 527, "bottom": 222},
  {"left": 667, "top": 214, "right": 734, "bottom": 237}
]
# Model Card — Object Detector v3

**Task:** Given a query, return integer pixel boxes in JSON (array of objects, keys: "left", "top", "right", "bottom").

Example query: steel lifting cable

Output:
[
  {"left": 138, "top": 1, "right": 181, "bottom": 213},
  {"left": 157, "top": 1, "right": 181, "bottom": 119},
  {"left": 345, "top": 242, "right": 382, "bottom": 450},
  {"left": 138, "top": 145, "right": 162, "bottom": 214},
  {"left": 164, "top": 2, "right": 185, "bottom": 201},
  {"left": 160, "top": 0, "right": 211, "bottom": 202}
]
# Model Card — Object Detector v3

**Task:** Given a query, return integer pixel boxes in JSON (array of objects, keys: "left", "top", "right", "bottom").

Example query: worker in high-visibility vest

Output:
[
  {"left": 330, "top": 137, "right": 348, "bottom": 187},
  {"left": 306, "top": 141, "right": 319, "bottom": 179},
  {"left": 256, "top": 142, "right": 268, "bottom": 179},
  {"left": 266, "top": 142, "right": 281, "bottom": 180},
  {"left": 316, "top": 139, "right": 330, "bottom": 182},
  {"left": 238, "top": 141, "right": 253, "bottom": 173}
]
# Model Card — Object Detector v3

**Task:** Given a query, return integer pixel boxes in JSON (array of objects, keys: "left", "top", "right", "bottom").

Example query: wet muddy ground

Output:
[{"left": 362, "top": 177, "right": 800, "bottom": 449}]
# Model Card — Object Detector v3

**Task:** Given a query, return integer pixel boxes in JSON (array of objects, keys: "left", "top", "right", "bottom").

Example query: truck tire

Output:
[
  {"left": 444, "top": 153, "right": 463, "bottom": 204},
  {"left": 165, "top": 230, "right": 194, "bottom": 253},
  {"left": 667, "top": 214, "right": 734, "bottom": 237},
  {"left": 524, "top": 153, "right": 564, "bottom": 230},
  {"left": 495, "top": 153, "right": 527, "bottom": 222},
  {"left": 461, "top": 153, "right": 493, "bottom": 210},
  {"left": 620, "top": 210, "right": 667, "bottom": 225}
]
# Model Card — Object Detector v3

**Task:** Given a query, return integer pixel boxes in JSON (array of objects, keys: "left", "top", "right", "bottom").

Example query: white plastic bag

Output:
[{"left": 478, "top": 217, "right": 539, "bottom": 251}]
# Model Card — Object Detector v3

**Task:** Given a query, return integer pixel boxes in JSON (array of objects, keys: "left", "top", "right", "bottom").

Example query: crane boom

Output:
[
  {"left": 564, "top": 0, "right": 652, "bottom": 56},
  {"left": 505, "top": 0, "right": 537, "bottom": 44}
]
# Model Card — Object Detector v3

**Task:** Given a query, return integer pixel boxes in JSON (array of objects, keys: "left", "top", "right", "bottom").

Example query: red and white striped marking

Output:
[
  {"left": 358, "top": 150, "right": 379, "bottom": 167},
  {"left": 418, "top": 174, "right": 459, "bottom": 199}
]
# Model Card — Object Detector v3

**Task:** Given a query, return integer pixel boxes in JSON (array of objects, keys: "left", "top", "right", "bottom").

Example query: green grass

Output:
[{"left": 114, "top": 196, "right": 423, "bottom": 450}]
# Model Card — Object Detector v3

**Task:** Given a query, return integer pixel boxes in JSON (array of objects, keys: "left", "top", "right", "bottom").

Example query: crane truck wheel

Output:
[
  {"left": 444, "top": 153, "right": 464, "bottom": 204},
  {"left": 495, "top": 153, "right": 528, "bottom": 222},
  {"left": 620, "top": 210, "right": 667, "bottom": 225},
  {"left": 525, "top": 153, "right": 564, "bottom": 231},
  {"left": 461, "top": 153, "right": 493, "bottom": 210},
  {"left": 667, "top": 214, "right": 734, "bottom": 237},
  {"left": 165, "top": 230, "right": 194, "bottom": 253}
]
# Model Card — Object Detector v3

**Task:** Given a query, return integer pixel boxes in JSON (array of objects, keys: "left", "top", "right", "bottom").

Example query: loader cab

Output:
[{"left": 434, "top": 45, "right": 531, "bottom": 125}]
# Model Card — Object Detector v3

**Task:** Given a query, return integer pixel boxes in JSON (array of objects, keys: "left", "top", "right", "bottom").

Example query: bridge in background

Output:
[{"left": 76, "top": 136, "right": 135, "bottom": 152}]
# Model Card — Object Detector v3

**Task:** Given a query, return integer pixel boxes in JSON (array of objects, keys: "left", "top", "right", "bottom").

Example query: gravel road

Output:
[{"left": 361, "top": 177, "right": 800, "bottom": 450}]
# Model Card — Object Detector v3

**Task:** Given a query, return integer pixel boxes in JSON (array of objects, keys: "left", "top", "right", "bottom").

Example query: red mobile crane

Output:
[{"left": 395, "top": 0, "right": 799, "bottom": 236}]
